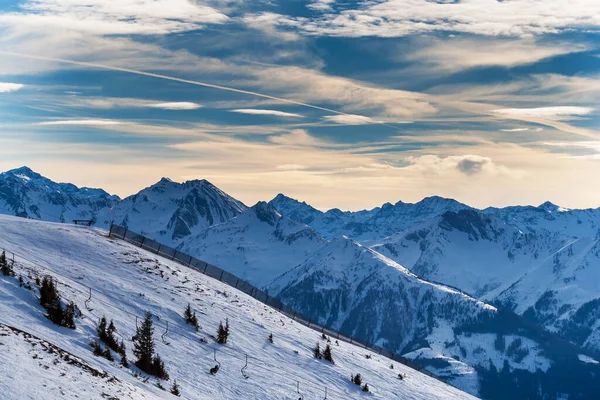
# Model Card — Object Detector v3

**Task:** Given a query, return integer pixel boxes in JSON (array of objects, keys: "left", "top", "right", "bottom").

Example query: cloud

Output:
[
  {"left": 323, "top": 114, "right": 374, "bottom": 125},
  {"left": 406, "top": 38, "right": 584, "bottom": 72},
  {"left": 268, "top": 129, "right": 329, "bottom": 147},
  {"left": 261, "top": 1, "right": 600, "bottom": 37},
  {"left": 0, "top": 82, "right": 23, "bottom": 93},
  {"left": 501, "top": 128, "right": 530, "bottom": 132},
  {"left": 149, "top": 102, "right": 202, "bottom": 110},
  {"left": 231, "top": 109, "right": 303, "bottom": 117},
  {"left": 493, "top": 106, "right": 594, "bottom": 121},
  {"left": 456, "top": 158, "right": 487, "bottom": 176},
  {"left": 404, "top": 154, "right": 509, "bottom": 177},
  {"left": 35, "top": 119, "right": 123, "bottom": 126},
  {"left": 2, "top": 0, "right": 228, "bottom": 35}
]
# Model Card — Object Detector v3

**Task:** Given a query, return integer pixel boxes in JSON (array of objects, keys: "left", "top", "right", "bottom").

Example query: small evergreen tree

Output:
[
  {"left": 362, "top": 383, "right": 369, "bottom": 392},
  {"left": 184, "top": 303, "right": 193, "bottom": 322},
  {"left": 103, "top": 347, "right": 114, "bottom": 361},
  {"left": 0, "top": 251, "right": 13, "bottom": 276},
  {"left": 62, "top": 301, "right": 77, "bottom": 329},
  {"left": 351, "top": 373, "right": 362, "bottom": 385},
  {"left": 133, "top": 312, "right": 155, "bottom": 373},
  {"left": 268, "top": 333, "right": 273, "bottom": 343},
  {"left": 151, "top": 354, "right": 169, "bottom": 380},
  {"left": 313, "top": 342, "right": 322, "bottom": 359},
  {"left": 322, "top": 344, "right": 334, "bottom": 364},
  {"left": 216, "top": 319, "right": 229, "bottom": 344},
  {"left": 120, "top": 347, "right": 129, "bottom": 368},
  {"left": 170, "top": 380, "right": 181, "bottom": 397}
]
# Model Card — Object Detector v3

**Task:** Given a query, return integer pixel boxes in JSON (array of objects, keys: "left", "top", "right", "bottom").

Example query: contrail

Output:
[{"left": 0, "top": 50, "right": 390, "bottom": 124}]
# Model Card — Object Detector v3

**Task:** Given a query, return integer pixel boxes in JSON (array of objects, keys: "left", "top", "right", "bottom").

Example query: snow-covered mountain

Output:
[
  {"left": 111, "top": 177, "right": 247, "bottom": 245},
  {"left": 270, "top": 193, "right": 469, "bottom": 241},
  {"left": 0, "top": 214, "right": 475, "bottom": 400},
  {"left": 372, "top": 209, "right": 600, "bottom": 356},
  {"left": 372, "top": 209, "right": 571, "bottom": 298},
  {"left": 267, "top": 236, "right": 600, "bottom": 398},
  {"left": 179, "top": 201, "right": 326, "bottom": 288},
  {"left": 484, "top": 202, "right": 600, "bottom": 238},
  {"left": 0, "top": 166, "right": 119, "bottom": 223}
]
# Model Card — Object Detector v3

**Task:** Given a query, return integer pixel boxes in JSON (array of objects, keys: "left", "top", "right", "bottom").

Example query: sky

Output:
[{"left": 1, "top": 0, "right": 600, "bottom": 211}]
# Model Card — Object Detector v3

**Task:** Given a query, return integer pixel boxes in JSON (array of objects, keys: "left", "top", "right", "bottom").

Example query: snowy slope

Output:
[
  {"left": 270, "top": 194, "right": 469, "bottom": 241},
  {"left": 111, "top": 177, "right": 247, "bottom": 245},
  {"left": 0, "top": 324, "right": 166, "bottom": 400},
  {"left": 267, "top": 236, "right": 600, "bottom": 399},
  {"left": 179, "top": 201, "right": 326, "bottom": 288},
  {"left": 0, "top": 167, "right": 119, "bottom": 224},
  {"left": 0, "top": 215, "right": 473, "bottom": 400}
]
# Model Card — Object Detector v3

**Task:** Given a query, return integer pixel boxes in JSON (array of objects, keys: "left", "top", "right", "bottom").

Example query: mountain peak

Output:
[
  {"left": 538, "top": 201, "right": 562, "bottom": 212},
  {"left": 250, "top": 201, "right": 282, "bottom": 226}
]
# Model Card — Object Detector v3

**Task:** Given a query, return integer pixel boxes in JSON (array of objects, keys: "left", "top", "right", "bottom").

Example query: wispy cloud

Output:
[
  {"left": 150, "top": 102, "right": 202, "bottom": 110},
  {"left": 493, "top": 106, "right": 594, "bottom": 121},
  {"left": 3, "top": 0, "right": 228, "bottom": 35},
  {"left": 0, "top": 82, "right": 23, "bottom": 93},
  {"left": 406, "top": 38, "right": 585, "bottom": 72},
  {"left": 35, "top": 119, "right": 123, "bottom": 126},
  {"left": 231, "top": 109, "right": 303, "bottom": 117},
  {"left": 324, "top": 114, "right": 374, "bottom": 125},
  {"left": 262, "top": 0, "right": 600, "bottom": 37}
]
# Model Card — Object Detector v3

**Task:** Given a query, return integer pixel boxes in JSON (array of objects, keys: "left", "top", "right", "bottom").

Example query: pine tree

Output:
[
  {"left": 133, "top": 312, "right": 155, "bottom": 373},
  {"left": 170, "top": 380, "right": 181, "bottom": 397},
  {"left": 191, "top": 311, "right": 199, "bottom": 331},
  {"left": 62, "top": 301, "right": 77, "bottom": 329},
  {"left": 216, "top": 319, "right": 229, "bottom": 344},
  {"left": 362, "top": 383, "right": 369, "bottom": 392},
  {"left": 120, "top": 346, "right": 129, "bottom": 368},
  {"left": 97, "top": 316, "right": 108, "bottom": 339},
  {"left": 351, "top": 373, "right": 362, "bottom": 385},
  {"left": 151, "top": 354, "right": 169, "bottom": 380},
  {"left": 0, "top": 251, "right": 13, "bottom": 276},
  {"left": 118, "top": 340, "right": 126, "bottom": 357},
  {"left": 313, "top": 342, "right": 322, "bottom": 359},
  {"left": 268, "top": 333, "right": 273, "bottom": 343},
  {"left": 184, "top": 303, "right": 193, "bottom": 323},
  {"left": 322, "top": 344, "right": 334, "bottom": 364},
  {"left": 103, "top": 347, "right": 114, "bottom": 361}
]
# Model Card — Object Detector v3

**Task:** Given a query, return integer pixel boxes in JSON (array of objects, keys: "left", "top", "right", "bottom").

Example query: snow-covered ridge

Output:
[{"left": 0, "top": 214, "right": 475, "bottom": 399}]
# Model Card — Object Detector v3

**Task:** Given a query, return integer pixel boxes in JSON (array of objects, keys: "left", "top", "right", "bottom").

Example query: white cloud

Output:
[
  {"left": 150, "top": 102, "right": 202, "bottom": 110},
  {"left": 501, "top": 128, "right": 530, "bottom": 132},
  {"left": 407, "top": 38, "right": 584, "bottom": 72},
  {"left": 493, "top": 106, "right": 594, "bottom": 121},
  {"left": 323, "top": 114, "right": 374, "bottom": 125},
  {"left": 2, "top": 0, "right": 228, "bottom": 35},
  {"left": 0, "top": 82, "right": 24, "bottom": 92},
  {"left": 35, "top": 119, "right": 123, "bottom": 126},
  {"left": 231, "top": 109, "right": 303, "bottom": 117},
  {"left": 261, "top": 0, "right": 600, "bottom": 37}
]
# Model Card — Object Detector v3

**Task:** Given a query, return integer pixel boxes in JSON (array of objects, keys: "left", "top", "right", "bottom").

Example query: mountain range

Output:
[{"left": 2, "top": 166, "right": 600, "bottom": 399}]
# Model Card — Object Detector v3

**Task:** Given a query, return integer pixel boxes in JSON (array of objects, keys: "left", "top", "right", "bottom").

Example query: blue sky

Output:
[{"left": 1, "top": 0, "right": 600, "bottom": 210}]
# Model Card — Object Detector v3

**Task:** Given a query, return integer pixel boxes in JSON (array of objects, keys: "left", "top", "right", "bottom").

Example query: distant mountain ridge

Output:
[
  {"left": 269, "top": 193, "right": 469, "bottom": 241},
  {"left": 0, "top": 166, "right": 119, "bottom": 223}
]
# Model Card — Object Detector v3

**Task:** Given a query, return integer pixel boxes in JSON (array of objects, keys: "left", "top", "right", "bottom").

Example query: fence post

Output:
[
  {"left": 219, "top": 270, "right": 224, "bottom": 281},
  {"left": 109, "top": 224, "right": 114, "bottom": 236},
  {"left": 235, "top": 278, "right": 240, "bottom": 288},
  {"left": 156, "top": 244, "right": 161, "bottom": 255},
  {"left": 172, "top": 250, "right": 177, "bottom": 261},
  {"left": 140, "top": 236, "right": 145, "bottom": 248},
  {"left": 123, "top": 228, "right": 128, "bottom": 239},
  {"left": 188, "top": 255, "right": 193, "bottom": 267}
]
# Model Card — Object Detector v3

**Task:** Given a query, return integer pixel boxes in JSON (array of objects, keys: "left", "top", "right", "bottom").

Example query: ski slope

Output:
[{"left": 0, "top": 215, "right": 475, "bottom": 400}]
